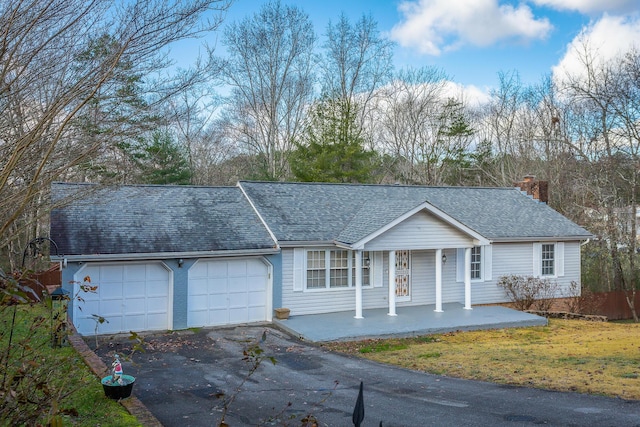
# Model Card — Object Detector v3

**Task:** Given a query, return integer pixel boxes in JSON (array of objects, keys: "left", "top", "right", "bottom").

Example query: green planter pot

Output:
[{"left": 101, "top": 375, "right": 135, "bottom": 399}]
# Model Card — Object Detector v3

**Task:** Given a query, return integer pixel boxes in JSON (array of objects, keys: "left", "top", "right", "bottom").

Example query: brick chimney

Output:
[{"left": 515, "top": 175, "right": 548, "bottom": 203}]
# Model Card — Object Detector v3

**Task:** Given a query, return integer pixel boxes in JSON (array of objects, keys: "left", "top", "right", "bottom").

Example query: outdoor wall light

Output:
[
  {"left": 441, "top": 253, "right": 447, "bottom": 264},
  {"left": 178, "top": 259, "right": 184, "bottom": 268},
  {"left": 363, "top": 256, "right": 371, "bottom": 267}
]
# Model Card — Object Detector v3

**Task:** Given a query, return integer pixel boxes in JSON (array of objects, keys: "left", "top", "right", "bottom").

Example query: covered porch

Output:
[{"left": 274, "top": 303, "right": 547, "bottom": 342}]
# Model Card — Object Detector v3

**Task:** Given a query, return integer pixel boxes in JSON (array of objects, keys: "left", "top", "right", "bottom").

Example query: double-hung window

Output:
[
  {"left": 470, "top": 246, "right": 482, "bottom": 280},
  {"left": 306, "top": 250, "right": 326, "bottom": 289},
  {"left": 352, "top": 251, "right": 370, "bottom": 287},
  {"left": 541, "top": 243, "right": 555, "bottom": 276},
  {"left": 329, "top": 250, "right": 349, "bottom": 288},
  {"left": 305, "top": 249, "right": 370, "bottom": 290}
]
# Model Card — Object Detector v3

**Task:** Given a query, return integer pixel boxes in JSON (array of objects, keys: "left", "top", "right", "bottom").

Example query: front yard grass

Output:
[
  {"left": 324, "top": 319, "right": 640, "bottom": 400},
  {"left": 0, "top": 303, "right": 140, "bottom": 426}
]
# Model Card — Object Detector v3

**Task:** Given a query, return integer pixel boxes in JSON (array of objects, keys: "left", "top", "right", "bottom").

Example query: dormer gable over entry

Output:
[{"left": 338, "top": 201, "right": 490, "bottom": 251}]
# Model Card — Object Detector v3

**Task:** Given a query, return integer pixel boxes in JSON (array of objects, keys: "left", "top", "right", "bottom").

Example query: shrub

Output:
[
  {"left": 564, "top": 281, "right": 606, "bottom": 315},
  {"left": 497, "top": 275, "right": 558, "bottom": 311}
]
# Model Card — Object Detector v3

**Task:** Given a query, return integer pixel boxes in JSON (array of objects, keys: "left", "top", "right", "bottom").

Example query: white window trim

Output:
[
  {"left": 533, "top": 242, "right": 564, "bottom": 279},
  {"left": 457, "top": 245, "right": 492, "bottom": 282},
  {"left": 301, "top": 249, "right": 374, "bottom": 292}
]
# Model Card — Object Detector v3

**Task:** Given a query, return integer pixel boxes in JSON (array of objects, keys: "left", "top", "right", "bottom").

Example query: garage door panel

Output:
[
  {"left": 100, "top": 281, "right": 124, "bottom": 299},
  {"left": 189, "top": 294, "right": 208, "bottom": 310},
  {"left": 189, "top": 278, "right": 208, "bottom": 295},
  {"left": 127, "top": 281, "right": 145, "bottom": 297},
  {"left": 190, "top": 262, "right": 208, "bottom": 278},
  {"left": 147, "top": 284, "right": 168, "bottom": 298},
  {"left": 125, "top": 265, "right": 147, "bottom": 281},
  {"left": 209, "top": 310, "right": 228, "bottom": 325},
  {"left": 124, "top": 298, "right": 145, "bottom": 314},
  {"left": 147, "top": 313, "right": 168, "bottom": 330},
  {"left": 229, "top": 307, "right": 248, "bottom": 323},
  {"left": 247, "top": 307, "right": 265, "bottom": 322},
  {"left": 208, "top": 262, "right": 228, "bottom": 278},
  {"left": 79, "top": 300, "right": 100, "bottom": 315},
  {"left": 209, "top": 278, "right": 228, "bottom": 292},
  {"left": 103, "top": 316, "right": 123, "bottom": 333},
  {"left": 229, "top": 277, "right": 248, "bottom": 291},
  {"left": 148, "top": 296, "right": 168, "bottom": 311},
  {"left": 229, "top": 293, "right": 247, "bottom": 308},
  {"left": 124, "top": 314, "right": 145, "bottom": 330},
  {"left": 227, "top": 260, "right": 247, "bottom": 275},
  {"left": 248, "top": 279, "right": 267, "bottom": 292},
  {"left": 73, "top": 262, "right": 171, "bottom": 336},
  {"left": 147, "top": 264, "right": 168, "bottom": 280},
  {"left": 187, "top": 258, "right": 269, "bottom": 328},
  {"left": 248, "top": 291, "right": 266, "bottom": 306},
  {"left": 208, "top": 295, "right": 227, "bottom": 310},
  {"left": 189, "top": 311, "right": 208, "bottom": 326},
  {"left": 100, "top": 265, "right": 124, "bottom": 279}
]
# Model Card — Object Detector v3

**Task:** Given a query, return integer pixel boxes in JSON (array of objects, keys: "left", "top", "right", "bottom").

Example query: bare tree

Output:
[
  {"left": 218, "top": 0, "right": 316, "bottom": 181},
  {"left": 374, "top": 67, "right": 449, "bottom": 184},
  {"left": 557, "top": 40, "right": 640, "bottom": 320},
  {"left": 320, "top": 13, "right": 394, "bottom": 149},
  {"left": 0, "top": 0, "right": 231, "bottom": 269}
]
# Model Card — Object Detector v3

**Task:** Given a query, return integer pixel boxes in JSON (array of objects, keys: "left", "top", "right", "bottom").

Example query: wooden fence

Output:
[
  {"left": 595, "top": 290, "right": 640, "bottom": 321},
  {"left": 20, "top": 264, "right": 62, "bottom": 302}
]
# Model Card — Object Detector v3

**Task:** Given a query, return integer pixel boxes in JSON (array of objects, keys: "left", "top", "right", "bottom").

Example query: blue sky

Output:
[{"left": 195, "top": 0, "right": 640, "bottom": 95}]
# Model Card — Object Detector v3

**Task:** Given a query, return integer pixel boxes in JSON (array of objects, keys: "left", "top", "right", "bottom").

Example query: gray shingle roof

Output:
[
  {"left": 239, "top": 181, "right": 593, "bottom": 244},
  {"left": 50, "top": 183, "right": 276, "bottom": 256}
]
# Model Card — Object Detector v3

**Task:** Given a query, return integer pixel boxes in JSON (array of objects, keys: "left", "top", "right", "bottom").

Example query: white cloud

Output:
[
  {"left": 443, "top": 81, "right": 492, "bottom": 107},
  {"left": 552, "top": 14, "right": 640, "bottom": 83},
  {"left": 532, "top": 0, "right": 638, "bottom": 14},
  {"left": 390, "top": 0, "right": 553, "bottom": 56}
]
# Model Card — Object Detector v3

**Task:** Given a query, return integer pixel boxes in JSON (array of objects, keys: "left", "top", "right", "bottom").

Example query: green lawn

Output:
[{"left": 0, "top": 303, "right": 140, "bottom": 426}]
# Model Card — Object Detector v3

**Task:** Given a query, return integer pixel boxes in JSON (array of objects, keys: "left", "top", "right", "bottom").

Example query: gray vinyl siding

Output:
[
  {"left": 280, "top": 242, "right": 584, "bottom": 315},
  {"left": 468, "top": 241, "right": 583, "bottom": 305},
  {"left": 281, "top": 249, "right": 349, "bottom": 315},
  {"left": 364, "top": 211, "right": 473, "bottom": 251}
]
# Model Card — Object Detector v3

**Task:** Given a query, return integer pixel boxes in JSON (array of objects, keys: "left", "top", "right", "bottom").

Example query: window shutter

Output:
[
  {"left": 556, "top": 242, "right": 564, "bottom": 277},
  {"left": 483, "top": 245, "right": 492, "bottom": 281},
  {"left": 293, "top": 248, "right": 304, "bottom": 292},
  {"left": 532, "top": 243, "right": 541, "bottom": 278},
  {"left": 373, "top": 251, "right": 383, "bottom": 288},
  {"left": 456, "top": 248, "right": 465, "bottom": 282}
]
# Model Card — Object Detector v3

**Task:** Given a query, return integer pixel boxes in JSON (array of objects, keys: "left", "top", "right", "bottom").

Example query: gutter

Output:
[
  {"left": 51, "top": 247, "right": 280, "bottom": 263},
  {"left": 489, "top": 236, "right": 594, "bottom": 243}
]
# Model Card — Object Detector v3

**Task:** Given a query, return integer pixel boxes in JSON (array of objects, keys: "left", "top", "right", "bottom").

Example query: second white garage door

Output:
[{"left": 187, "top": 258, "right": 270, "bottom": 327}]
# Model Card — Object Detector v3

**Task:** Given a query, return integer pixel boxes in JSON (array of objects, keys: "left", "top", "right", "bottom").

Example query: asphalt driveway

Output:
[{"left": 94, "top": 324, "right": 640, "bottom": 427}]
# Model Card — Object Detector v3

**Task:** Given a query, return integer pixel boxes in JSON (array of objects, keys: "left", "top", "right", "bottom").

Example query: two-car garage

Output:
[{"left": 72, "top": 258, "right": 271, "bottom": 336}]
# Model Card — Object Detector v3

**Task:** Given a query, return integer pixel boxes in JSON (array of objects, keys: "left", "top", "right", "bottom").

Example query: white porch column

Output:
[
  {"left": 388, "top": 250, "right": 397, "bottom": 316},
  {"left": 435, "top": 249, "right": 443, "bottom": 312},
  {"left": 354, "top": 249, "right": 364, "bottom": 319},
  {"left": 464, "top": 247, "right": 472, "bottom": 310}
]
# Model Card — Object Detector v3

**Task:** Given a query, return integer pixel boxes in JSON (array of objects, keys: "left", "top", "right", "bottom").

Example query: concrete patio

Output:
[{"left": 274, "top": 303, "right": 547, "bottom": 342}]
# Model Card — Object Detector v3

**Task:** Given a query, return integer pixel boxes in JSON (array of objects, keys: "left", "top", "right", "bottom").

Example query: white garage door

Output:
[
  {"left": 73, "top": 262, "right": 171, "bottom": 335},
  {"left": 188, "top": 258, "right": 270, "bottom": 327}
]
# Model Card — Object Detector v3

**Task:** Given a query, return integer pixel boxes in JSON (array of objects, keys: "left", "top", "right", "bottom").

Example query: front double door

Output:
[{"left": 395, "top": 250, "right": 411, "bottom": 301}]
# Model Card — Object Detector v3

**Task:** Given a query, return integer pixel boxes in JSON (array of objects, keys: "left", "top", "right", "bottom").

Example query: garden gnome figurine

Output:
[{"left": 111, "top": 354, "right": 123, "bottom": 385}]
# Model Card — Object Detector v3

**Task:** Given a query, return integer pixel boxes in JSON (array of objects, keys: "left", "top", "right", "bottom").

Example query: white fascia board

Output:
[
  {"left": 51, "top": 248, "right": 279, "bottom": 262},
  {"left": 278, "top": 241, "right": 337, "bottom": 248},
  {"left": 237, "top": 182, "right": 281, "bottom": 249},
  {"left": 351, "top": 201, "right": 490, "bottom": 249},
  {"left": 490, "top": 236, "right": 592, "bottom": 243}
]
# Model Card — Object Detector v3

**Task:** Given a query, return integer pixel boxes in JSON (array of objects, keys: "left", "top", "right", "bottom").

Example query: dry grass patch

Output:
[{"left": 324, "top": 319, "right": 640, "bottom": 400}]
